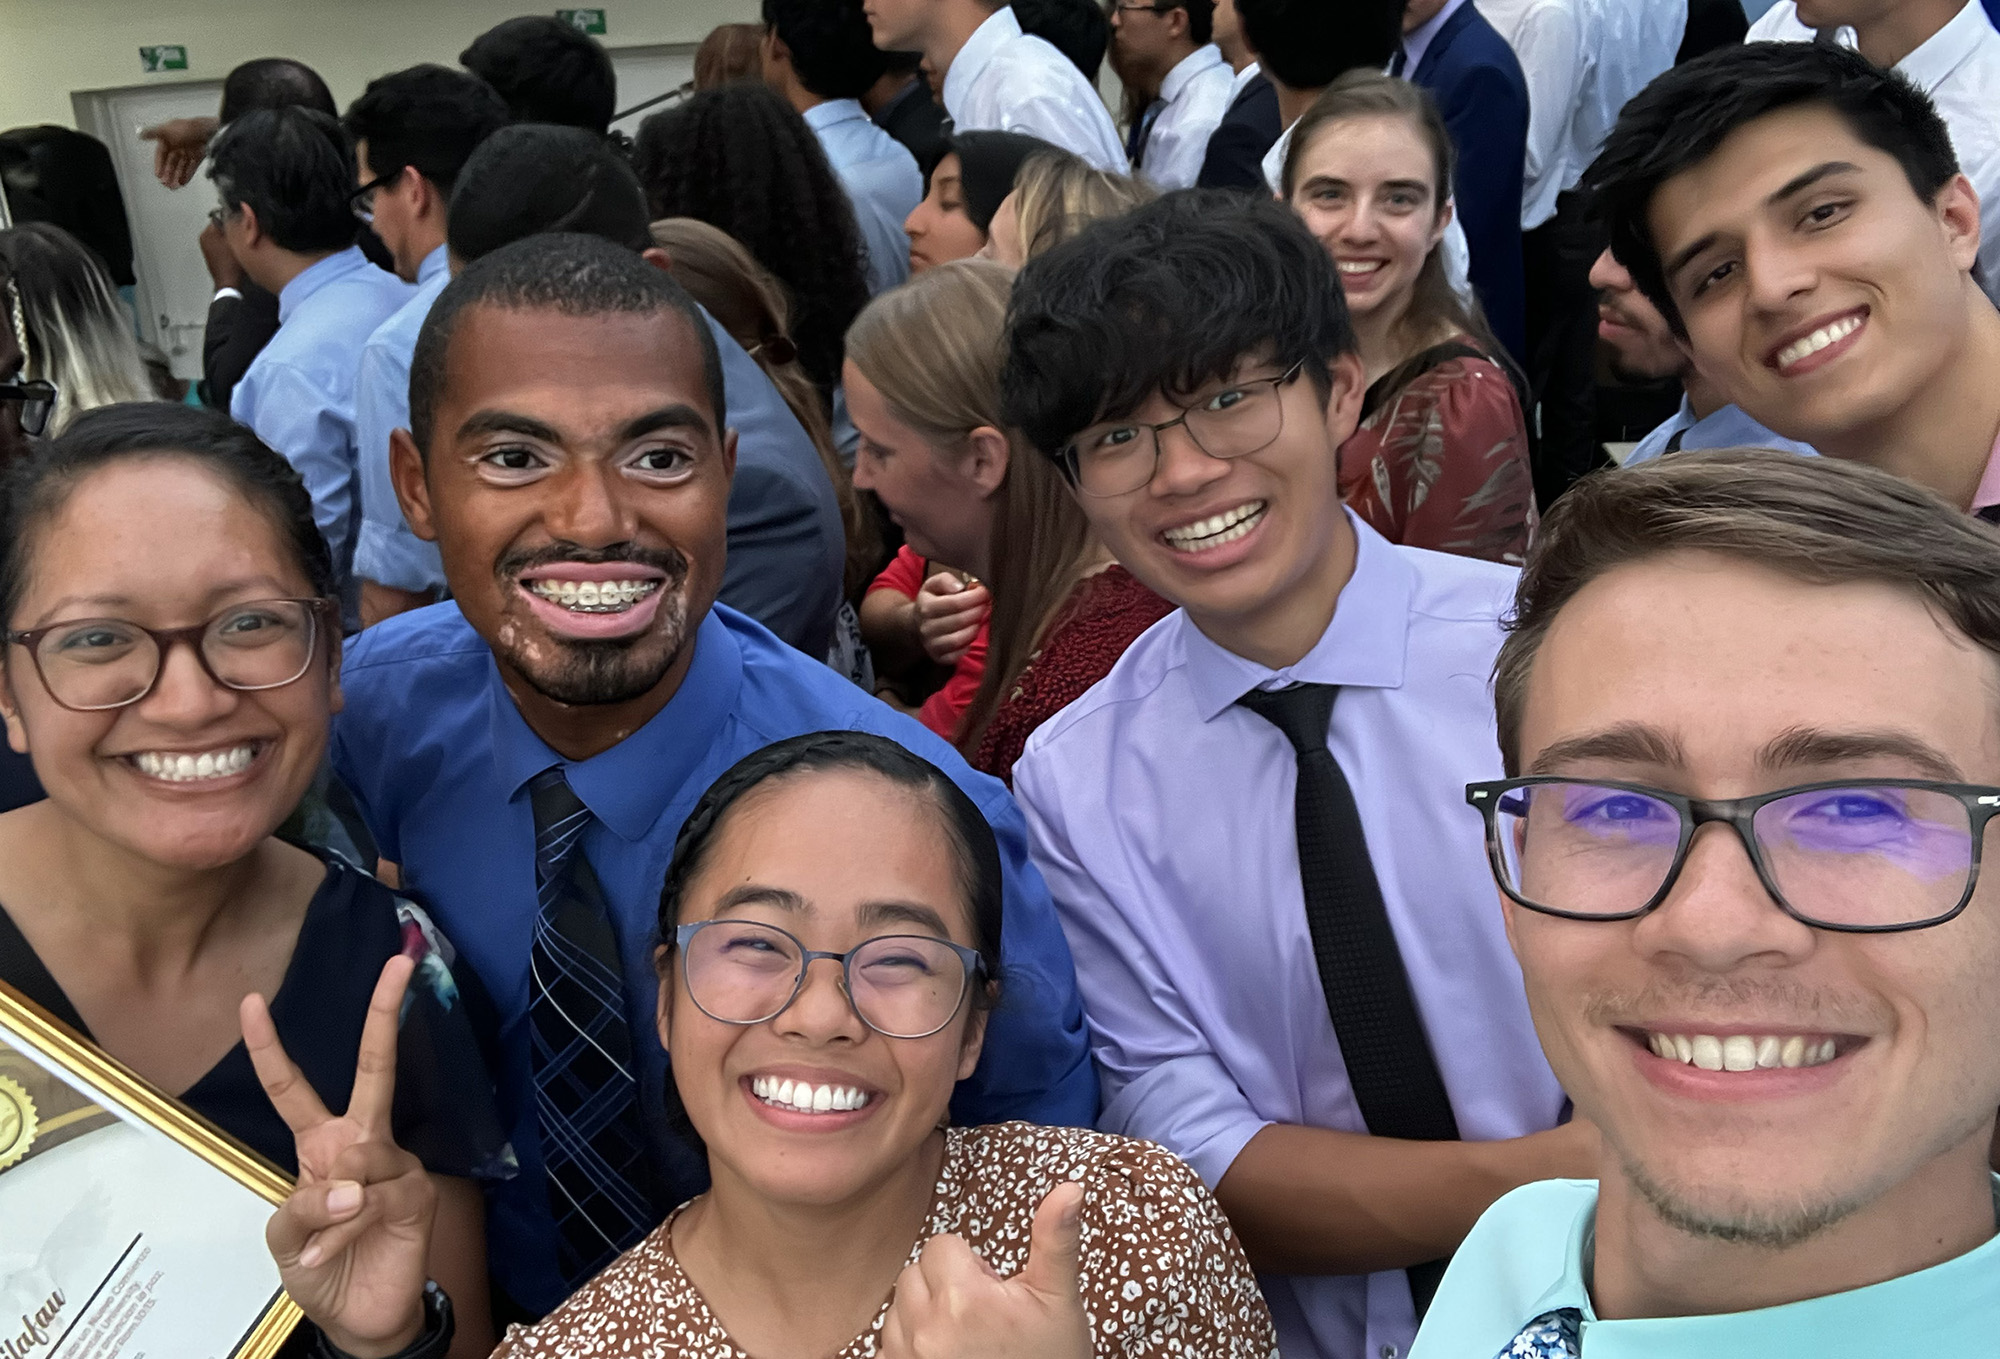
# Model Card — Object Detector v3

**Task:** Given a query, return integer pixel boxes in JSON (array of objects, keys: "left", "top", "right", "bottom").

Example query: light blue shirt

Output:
[
  {"left": 353, "top": 244, "right": 452, "bottom": 595},
  {"left": 1624, "top": 394, "right": 1821, "bottom": 465},
  {"left": 1400, "top": 0, "right": 1473, "bottom": 75},
  {"left": 232, "top": 247, "right": 415, "bottom": 591},
  {"left": 803, "top": 98, "right": 922, "bottom": 295},
  {"left": 1013, "top": 514, "right": 1567, "bottom": 1359},
  {"left": 1411, "top": 1177, "right": 2000, "bottom": 1357}
]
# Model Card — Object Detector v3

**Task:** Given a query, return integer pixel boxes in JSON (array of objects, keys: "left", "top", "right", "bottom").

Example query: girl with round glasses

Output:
[
  {"left": 0, "top": 404, "right": 505, "bottom": 1359},
  {"left": 282, "top": 730, "right": 1277, "bottom": 1358}
]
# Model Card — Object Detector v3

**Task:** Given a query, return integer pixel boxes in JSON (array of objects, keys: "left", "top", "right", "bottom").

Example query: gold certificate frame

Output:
[{"left": 0, "top": 980, "right": 302, "bottom": 1359}]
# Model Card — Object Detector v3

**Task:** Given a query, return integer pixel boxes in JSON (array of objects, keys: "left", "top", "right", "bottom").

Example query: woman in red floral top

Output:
[{"left": 1284, "top": 71, "right": 1539, "bottom": 566}]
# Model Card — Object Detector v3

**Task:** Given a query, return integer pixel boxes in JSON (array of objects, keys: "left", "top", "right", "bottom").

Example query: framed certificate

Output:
[{"left": 0, "top": 980, "right": 302, "bottom": 1359}]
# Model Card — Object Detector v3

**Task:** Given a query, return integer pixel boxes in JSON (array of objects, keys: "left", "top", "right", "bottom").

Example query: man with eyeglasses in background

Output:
[
  {"left": 1414, "top": 449, "right": 2000, "bottom": 1357},
  {"left": 1001, "top": 190, "right": 1594, "bottom": 1359},
  {"left": 209, "top": 107, "right": 412, "bottom": 628},
  {"left": 1109, "top": 0, "right": 1233, "bottom": 190}
]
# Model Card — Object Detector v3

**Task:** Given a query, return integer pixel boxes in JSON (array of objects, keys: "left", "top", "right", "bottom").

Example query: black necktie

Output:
[
  {"left": 1237, "top": 683, "right": 1461, "bottom": 1311},
  {"left": 1128, "top": 100, "right": 1163, "bottom": 165},
  {"left": 1978, "top": 503, "right": 2000, "bottom": 525},
  {"left": 1389, "top": 47, "right": 1408, "bottom": 78},
  {"left": 527, "top": 768, "right": 659, "bottom": 1286},
  {"left": 1662, "top": 427, "right": 1687, "bottom": 456}
]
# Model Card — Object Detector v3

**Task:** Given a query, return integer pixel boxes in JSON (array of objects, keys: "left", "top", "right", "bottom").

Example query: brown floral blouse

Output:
[{"left": 493, "top": 1122, "right": 1278, "bottom": 1358}]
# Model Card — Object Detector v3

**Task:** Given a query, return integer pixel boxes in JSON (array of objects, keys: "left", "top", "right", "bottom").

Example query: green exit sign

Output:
[
  {"left": 557, "top": 8, "right": 606, "bottom": 34},
  {"left": 140, "top": 44, "right": 189, "bottom": 73}
]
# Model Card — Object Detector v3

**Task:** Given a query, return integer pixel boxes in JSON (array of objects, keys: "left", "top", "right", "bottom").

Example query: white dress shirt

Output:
[
  {"left": 1015, "top": 515, "right": 1567, "bottom": 1359},
  {"left": 942, "top": 5, "right": 1126, "bottom": 171},
  {"left": 1135, "top": 44, "right": 1235, "bottom": 190},
  {"left": 802, "top": 97, "right": 923, "bottom": 295},
  {"left": 1578, "top": 0, "right": 1685, "bottom": 156},
  {"left": 1479, "top": 0, "right": 1593, "bottom": 227},
  {"left": 1747, "top": 0, "right": 2000, "bottom": 305}
]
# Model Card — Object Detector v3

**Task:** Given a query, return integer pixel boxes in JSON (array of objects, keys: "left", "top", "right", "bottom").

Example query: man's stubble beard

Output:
[{"left": 505, "top": 588, "right": 695, "bottom": 707}]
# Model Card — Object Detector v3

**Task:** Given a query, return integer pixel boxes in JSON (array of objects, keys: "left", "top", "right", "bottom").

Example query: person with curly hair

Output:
[{"left": 634, "top": 83, "right": 873, "bottom": 401}]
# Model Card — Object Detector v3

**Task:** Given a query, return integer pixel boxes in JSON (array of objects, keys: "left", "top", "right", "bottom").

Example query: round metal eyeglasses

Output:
[{"left": 674, "top": 918, "right": 986, "bottom": 1039}]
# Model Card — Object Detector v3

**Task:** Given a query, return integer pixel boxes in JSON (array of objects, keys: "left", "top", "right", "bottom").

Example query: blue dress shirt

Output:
[
  {"left": 1013, "top": 515, "right": 1567, "bottom": 1359},
  {"left": 1410, "top": 1177, "right": 2000, "bottom": 1357},
  {"left": 353, "top": 244, "right": 452, "bottom": 595},
  {"left": 1623, "top": 395, "right": 1820, "bottom": 465},
  {"left": 331, "top": 602, "right": 1097, "bottom": 1314},
  {"left": 230, "top": 246, "right": 414, "bottom": 586},
  {"left": 803, "top": 98, "right": 922, "bottom": 295}
]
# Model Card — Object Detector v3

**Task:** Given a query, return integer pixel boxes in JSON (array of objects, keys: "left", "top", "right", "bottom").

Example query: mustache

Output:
[
  {"left": 496, "top": 540, "right": 689, "bottom": 582},
  {"left": 1577, "top": 974, "right": 1891, "bottom": 1035}
]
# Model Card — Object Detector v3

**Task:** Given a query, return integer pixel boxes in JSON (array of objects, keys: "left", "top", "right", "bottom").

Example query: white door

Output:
[
  {"left": 608, "top": 44, "right": 699, "bottom": 140},
  {"left": 72, "top": 81, "right": 224, "bottom": 382}
]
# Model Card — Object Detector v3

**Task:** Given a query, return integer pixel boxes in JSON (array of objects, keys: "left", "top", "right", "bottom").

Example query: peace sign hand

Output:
[{"left": 242, "top": 955, "right": 435, "bottom": 1359}]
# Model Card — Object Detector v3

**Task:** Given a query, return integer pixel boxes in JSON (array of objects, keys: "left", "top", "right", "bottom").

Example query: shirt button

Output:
[{"left": 1379, "top": 1347, "right": 1399, "bottom": 1359}]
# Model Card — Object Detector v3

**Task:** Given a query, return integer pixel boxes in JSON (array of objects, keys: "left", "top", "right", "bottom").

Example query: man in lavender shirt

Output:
[{"left": 999, "top": 191, "right": 1597, "bottom": 1359}]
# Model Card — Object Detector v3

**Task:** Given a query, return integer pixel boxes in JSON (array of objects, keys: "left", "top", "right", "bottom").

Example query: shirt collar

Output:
[
  {"left": 1535, "top": 1178, "right": 2000, "bottom": 1353},
  {"left": 277, "top": 245, "right": 367, "bottom": 323},
  {"left": 1161, "top": 43, "right": 1226, "bottom": 103},
  {"left": 416, "top": 243, "right": 450, "bottom": 286},
  {"left": 1971, "top": 425, "right": 2000, "bottom": 513},
  {"left": 1400, "top": 0, "right": 1471, "bottom": 76},
  {"left": 1180, "top": 512, "right": 1415, "bottom": 721},
  {"left": 1898, "top": 0, "right": 1991, "bottom": 92},
  {"left": 943, "top": 4, "right": 1023, "bottom": 118},
  {"left": 1229, "top": 60, "right": 1262, "bottom": 99},
  {"left": 802, "top": 97, "right": 870, "bottom": 132},
  {"left": 484, "top": 607, "right": 745, "bottom": 841}
]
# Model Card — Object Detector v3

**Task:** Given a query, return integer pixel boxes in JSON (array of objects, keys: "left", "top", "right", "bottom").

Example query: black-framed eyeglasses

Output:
[
  {"left": 1059, "top": 360, "right": 1307, "bottom": 497},
  {"left": 674, "top": 918, "right": 986, "bottom": 1039},
  {"left": 5, "top": 598, "right": 337, "bottom": 712},
  {"left": 0, "top": 379, "right": 57, "bottom": 438},
  {"left": 349, "top": 169, "right": 402, "bottom": 222},
  {"left": 1466, "top": 776, "right": 2000, "bottom": 933}
]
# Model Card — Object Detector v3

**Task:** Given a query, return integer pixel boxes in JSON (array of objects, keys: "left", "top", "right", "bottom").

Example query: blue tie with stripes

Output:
[{"left": 528, "top": 767, "right": 658, "bottom": 1286}]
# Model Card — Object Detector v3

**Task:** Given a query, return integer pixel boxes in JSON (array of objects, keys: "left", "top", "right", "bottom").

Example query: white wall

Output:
[{"left": 0, "top": 0, "right": 760, "bottom": 132}]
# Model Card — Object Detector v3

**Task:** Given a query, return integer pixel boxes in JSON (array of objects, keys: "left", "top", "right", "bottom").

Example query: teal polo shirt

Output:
[{"left": 1411, "top": 1178, "right": 2000, "bottom": 1357}]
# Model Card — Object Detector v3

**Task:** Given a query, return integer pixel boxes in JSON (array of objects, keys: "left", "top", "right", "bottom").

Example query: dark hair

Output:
[
  {"left": 0, "top": 403, "right": 336, "bottom": 628},
  {"left": 1002, "top": 189, "right": 1355, "bottom": 458},
  {"left": 448, "top": 124, "right": 653, "bottom": 263},
  {"left": 634, "top": 83, "right": 870, "bottom": 394},
  {"left": 762, "top": 0, "right": 891, "bottom": 100},
  {"left": 656, "top": 731, "right": 1005, "bottom": 990},
  {"left": 1492, "top": 449, "right": 2000, "bottom": 776},
  {"left": 949, "top": 130, "right": 1056, "bottom": 232},
  {"left": 1013, "top": 0, "right": 1111, "bottom": 83},
  {"left": 460, "top": 15, "right": 617, "bottom": 133},
  {"left": 409, "top": 232, "right": 726, "bottom": 456},
  {"left": 1583, "top": 42, "right": 1959, "bottom": 338},
  {"left": 1153, "top": 0, "right": 1215, "bottom": 47},
  {"left": 206, "top": 107, "right": 358, "bottom": 255},
  {"left": 1235, "top": 0, "right": 1400, "bottom": 91},
  {"left": 219, "top": 57, "right": 337, "bottom": 125},
  {"left": 341, "top": 64, "right": 510, "bottom": 200}
]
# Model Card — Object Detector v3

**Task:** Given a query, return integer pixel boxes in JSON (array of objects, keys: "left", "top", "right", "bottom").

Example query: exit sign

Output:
[
  {"left": 140, "top": 45, "right": 189, "bottom": 73},
  {"left": 557, "top": 8, "right": 606, "bottom": 34}
]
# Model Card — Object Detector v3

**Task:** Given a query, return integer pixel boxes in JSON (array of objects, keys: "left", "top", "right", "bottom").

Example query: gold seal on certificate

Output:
[{"left": 0, "top": 981, "right": 301, "bottom": 1359}]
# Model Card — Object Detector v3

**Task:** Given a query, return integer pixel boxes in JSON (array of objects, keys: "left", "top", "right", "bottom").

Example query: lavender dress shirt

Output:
[{"left": 1013, "top": 515, "right": 1567, "bottom": 1359}]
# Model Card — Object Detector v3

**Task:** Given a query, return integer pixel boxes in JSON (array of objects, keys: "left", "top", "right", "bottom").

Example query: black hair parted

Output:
[
  {"left": 1012, "top": 0, "right": 1111, "bottom": 84},
  {"left": 1235, "top": 0, "right": 1400, "bottom": 92},
  {"left": 633, "top": 83, "right": 871, "bottom": 395},
  {"left": 447, "top": 123, "right": 653, "bottom": 263},
  {"left": 1157, "top": 0, "right": 1215, "bottom": 48},
  {"left": 219, "top": 57, "right": 337, "bottom": 125},
  {"left": 460, "top": 15, "right": 617, "bottom": 134},
  {"left": 1001, "top": 189, "right": 1356, "bottom": 460},
  {"left": 207, "top": 107, "right": 358, "bottom": 256},
  {"left": 655, "top": 730, "right": 1006, "bottom": 991},
  {"left": 0, "top": 403, "right": 336, "bottom": 628},
  {"left": 408, "top": 233, "right": 725, "bottom": 455},
  {"left": 1583, "top": 42, "right": 1959, "bottom": 338},
  {"left": 762, "top": 0, "right": 892, "bottom": 101},
  {"left": 342, "top": 65, "right": 510, "bottom": 201}
]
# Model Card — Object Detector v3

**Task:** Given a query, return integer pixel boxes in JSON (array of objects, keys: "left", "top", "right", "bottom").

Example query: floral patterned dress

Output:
[{"left": 494, "top": 1122, "right": 1279, "bottom": 1358}]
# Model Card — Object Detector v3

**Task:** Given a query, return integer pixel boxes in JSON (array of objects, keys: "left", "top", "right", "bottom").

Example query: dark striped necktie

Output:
[
  {"left": 527, "top": 767, "right": 658, "bottom": 1286},
  {"left": 1977, "top": 503, "right": 2000, "bottom": 525}
]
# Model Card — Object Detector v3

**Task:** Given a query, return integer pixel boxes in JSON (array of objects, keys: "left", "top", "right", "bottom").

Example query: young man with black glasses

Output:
[
  {"left": 1001, "top": 190, "right": 1593, "bottom": 1359},
  {"left": 1414, "top": 449, "right": 2000, "bottom": 1357}
]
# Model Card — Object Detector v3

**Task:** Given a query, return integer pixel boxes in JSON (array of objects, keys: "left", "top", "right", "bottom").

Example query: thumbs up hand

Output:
[{"left": 878, "top": 1182, "right": 1092, "bottom": 1359}]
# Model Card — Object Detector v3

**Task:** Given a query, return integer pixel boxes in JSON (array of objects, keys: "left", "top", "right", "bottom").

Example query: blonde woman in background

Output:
[
  {"left": 981, "top": 149, "right": 1156, "bottom": 269},
  {"left": 0, "top": 224, "right": 155, "bottom": 432}
]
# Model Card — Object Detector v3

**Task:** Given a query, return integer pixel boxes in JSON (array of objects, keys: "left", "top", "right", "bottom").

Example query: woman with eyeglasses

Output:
[
  {"left": 266, "top": 729, "right": 1276, "bottom": 1359},
  {"left": 0, "top": 404, "right": 506, "bottom": 1359}
]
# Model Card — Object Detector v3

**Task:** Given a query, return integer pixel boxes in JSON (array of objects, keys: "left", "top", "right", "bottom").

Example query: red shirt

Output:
[{"left": 867, "top": 546, "right": 989, "bottom": 740}]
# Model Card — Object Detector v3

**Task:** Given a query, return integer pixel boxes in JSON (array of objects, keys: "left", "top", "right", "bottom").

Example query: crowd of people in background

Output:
[{"left": 3, "top": 1, "right": 2000, "bottom": 1356}]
